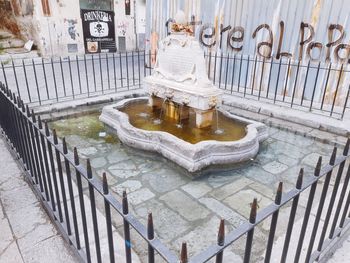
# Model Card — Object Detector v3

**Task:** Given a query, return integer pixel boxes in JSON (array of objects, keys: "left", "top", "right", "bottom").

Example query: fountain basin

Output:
[{"left": 99, "top": 97, "right": 268, "bottom": 173}]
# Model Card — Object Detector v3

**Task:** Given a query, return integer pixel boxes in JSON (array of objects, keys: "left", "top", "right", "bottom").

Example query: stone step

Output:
[
  {"left": 0, "top": 48, "right": 39, "bottom": 61},
  {"left": 0, "top": 30, "right": 15, "bottom": 40},
  {"left": 0, "top": 38, "right": 24, "bottom": 49}
]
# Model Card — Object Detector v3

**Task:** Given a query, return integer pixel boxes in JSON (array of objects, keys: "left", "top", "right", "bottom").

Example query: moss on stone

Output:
[{"left": 50, "top": 112, "right": 119, "bottom": 144}]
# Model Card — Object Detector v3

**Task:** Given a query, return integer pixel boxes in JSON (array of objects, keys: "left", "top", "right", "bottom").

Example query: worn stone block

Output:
[
  {"left": 111, "top": 180, "right": 142, "bottom": 195},
  {"left": 181, "top": 181, "right": 212, "bottom": 198},
  {"left": 128, "top": 188, "right": 155, "bottom": 205},
  {"left": 262, "top": 161, "right": 289, "bottom": 175},
  {"left": 210, "top": 177, "right": 254, "bottom": 200},
  {"left": 199, "top": 197, "right": 245, "bottom": 227},
  {"left": 223, "top": 189, "right": 272, "bottom": 218},
  {"left": 159, "top": 190, "right": 210, "bottom": 221}
]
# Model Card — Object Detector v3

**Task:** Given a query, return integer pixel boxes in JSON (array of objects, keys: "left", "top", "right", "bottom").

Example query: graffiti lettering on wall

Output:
[
  {"left": 117, "top": 21, "right": 129, "bottom": 36},
  {"left": 195, "top": 21, "right": 350, "bottom": 63},
  {"left": 64, "top": 19, "right": 79, "bottom": 40}
]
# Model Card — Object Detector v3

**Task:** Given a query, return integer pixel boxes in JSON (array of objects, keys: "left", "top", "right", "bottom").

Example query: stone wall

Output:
[{"left": 3, "top": 0, "right": 145, "bottom": 57}]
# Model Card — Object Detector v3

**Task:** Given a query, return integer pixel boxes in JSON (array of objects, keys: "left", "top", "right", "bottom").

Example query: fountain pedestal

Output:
[
  {"left": 145, "top": 33, "right": 222, "bottom": 128},
  {"left": 194, "top": 109, "right": 214, "bottom": 128}
]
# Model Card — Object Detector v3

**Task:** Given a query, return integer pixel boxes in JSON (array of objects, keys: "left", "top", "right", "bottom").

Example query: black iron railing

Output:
[
  {"left": 1, "top": 82, "right": 350, "bottom": 262},
  {"left": 1, "top": 51, "right": 349, "bottom": 119},
  {"left": 0, "top": 51, "right": 152, "bottom": 107},
  {"left": 0, "top": 82, "right": 178, "bottom": 263},
  {"left": 206, "top": 52, "right": 350, "bottom": 119}
]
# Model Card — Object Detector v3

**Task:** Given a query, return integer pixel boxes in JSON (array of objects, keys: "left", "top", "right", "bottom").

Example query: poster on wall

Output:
[{"left": 81, "top": 9, "right": 117, "bottom": 53}]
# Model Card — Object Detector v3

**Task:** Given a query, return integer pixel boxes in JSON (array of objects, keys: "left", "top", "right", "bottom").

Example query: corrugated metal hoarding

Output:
[{"left": 145, "top": 0, "right": 350, "bottom": 117}]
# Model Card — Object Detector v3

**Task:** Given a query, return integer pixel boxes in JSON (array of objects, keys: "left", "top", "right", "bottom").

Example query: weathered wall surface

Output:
[
  {"left": 4, "top": 0, "right": 145, "bottom": 57},
  {"left": 31, "top": 0, "right": 84, "bottom": 57}
]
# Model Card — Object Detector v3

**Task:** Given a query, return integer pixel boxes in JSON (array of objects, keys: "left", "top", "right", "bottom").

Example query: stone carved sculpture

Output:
[{"left": 144, "top": 16, "right": 223, "bottom": 128}]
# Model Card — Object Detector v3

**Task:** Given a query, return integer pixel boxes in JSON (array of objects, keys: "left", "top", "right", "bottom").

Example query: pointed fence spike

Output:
[
  {"left": 86, "top": 159, "right": 92, "bottom": 179},
  {"left": 26, "top": 105, "right": 30, "bottom": 117},
  {"left": 330, "top": 147, "right": 337, "bottom": 165},
  {"left": 13, "top": 94, "right": 16, "bottom": 104},
  {"left": 296, "top": 168, "right": 304, "bottom": 189},
  {"left": 147, "top": 212, "right": 154, "bottom": 240},
  {"left": 73, "top": 147, "right": 79, "bottom": 165},
  {"left": 38, "top": 115, "right": 43, "bottom": 129},
  {"left": 44, "top": 121, "right": 50, "bottom": 136},
  {"left": 102, "top": 172, "right": 108, "bottom": 194},
  {"left": 249, "top": 198, "right": 258, "bottom": 224},
  {"left": 314, "top": 156, "right": 322, "bottom": 177},
  {"left": 343, "top": 138, "right": 350, "bottom": 156},
  {"left": 62, "top": 137, "right": 68, "bottom": 154},
  {"left": 122, "top": 190, "right": 129, "bottom": 214},
  {"left": 21, "top": 101, "right": 25, "bottom": 112},
  {"left": 275, "top": 182, "right": 283, "bottom": 205},
  {"left": 53, "top": 129, "right": 58, "bottom": 144},
  {"left": 217, "top": 219, "right": 225, "bottom": 246},
  {"left": 31, "top": 110, "right": 36, "bottom": 122},
  {"left": 180, "top": 242, "right": 188, "bottom": 263}
]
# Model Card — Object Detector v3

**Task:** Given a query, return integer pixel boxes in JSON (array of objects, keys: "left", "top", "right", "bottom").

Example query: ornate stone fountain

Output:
[
  {"left": 146, "top": 32, "right": 222, "bottom": 128},
  {"left": 100, "top": 12, "right": 268, "bottom": 173}
]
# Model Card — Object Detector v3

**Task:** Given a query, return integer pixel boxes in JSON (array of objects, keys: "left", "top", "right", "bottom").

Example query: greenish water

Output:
[{"left": 50, "top": 112, "right": 118, "bottom": 144}]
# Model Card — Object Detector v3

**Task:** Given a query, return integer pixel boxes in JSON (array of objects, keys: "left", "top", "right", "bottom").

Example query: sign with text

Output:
[{"left": 81, "top": 9, "right": 117, "bottom": 53}]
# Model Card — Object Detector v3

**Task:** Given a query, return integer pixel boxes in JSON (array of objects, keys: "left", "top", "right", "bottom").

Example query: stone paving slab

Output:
[
  {"left": 0, "top": 136, "right": 79, "bottom": 263},
  {"left": 328, "top": 227, "right": 350, "bottom": 263}
]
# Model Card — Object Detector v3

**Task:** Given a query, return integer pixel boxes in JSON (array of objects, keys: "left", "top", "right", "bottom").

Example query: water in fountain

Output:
[
  {"left": 137, "top": 112, "right": 150, "bottom": 118},
  {"left": 214, "top": 106, "right": 224, "bottom": 135},
  {"left": 153, "top": 98, "right": 167, "bottom": 125},
  {"left": 119, "top": 100, "right": 247, "bottom": 144}
]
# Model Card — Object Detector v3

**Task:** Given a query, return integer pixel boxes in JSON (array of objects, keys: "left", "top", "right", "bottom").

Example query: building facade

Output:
[{"left": 1, "top": 0, "right": 146, "bottom": 57}]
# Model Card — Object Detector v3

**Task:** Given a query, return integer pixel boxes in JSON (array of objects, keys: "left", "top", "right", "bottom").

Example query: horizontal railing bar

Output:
[
  {"left": 0, "top": 51, "right": 151, "bottom": 67},
  {"left": 2, "top": 52, "right": 349, "bottom": 73},
  {"left": 203, "top": 54, "right": 350, "bottom": 72}
]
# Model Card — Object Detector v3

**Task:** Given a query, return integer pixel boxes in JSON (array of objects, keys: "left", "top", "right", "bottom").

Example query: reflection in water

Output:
[{"left": 119, "top": 100, "right": 247, "bottom": 144}]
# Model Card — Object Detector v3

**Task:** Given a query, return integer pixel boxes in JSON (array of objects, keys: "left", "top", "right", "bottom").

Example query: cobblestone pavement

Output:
[
  {"left": 51, "top": 112, "right": 347, "bottom": 262},
  {"left": 328, "top": 228, "right": 350, "bottom": 263},
  {"left": 0, "top": 135, "right": 79, "bottom": 263}
]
